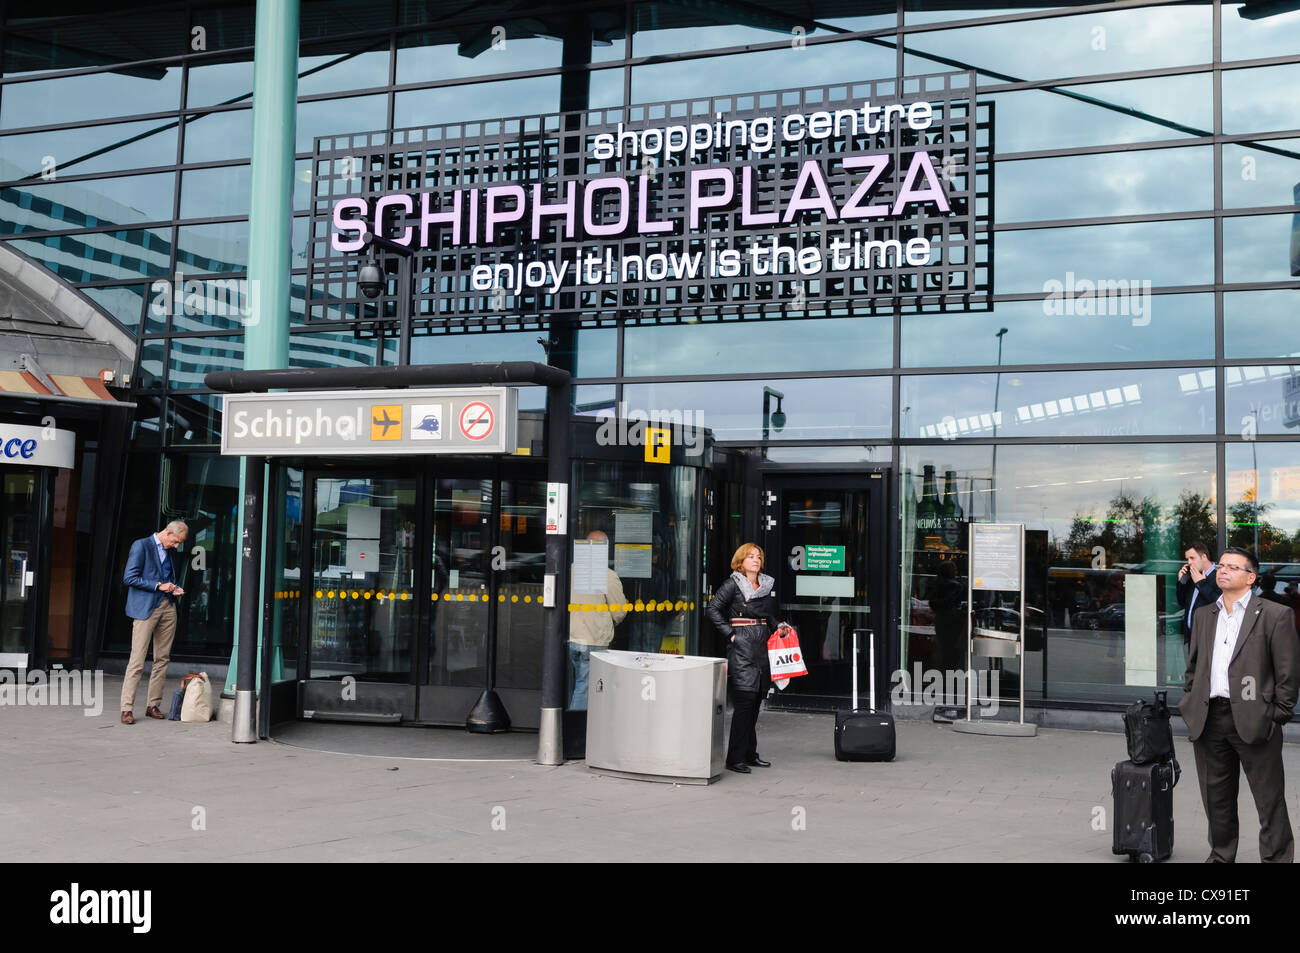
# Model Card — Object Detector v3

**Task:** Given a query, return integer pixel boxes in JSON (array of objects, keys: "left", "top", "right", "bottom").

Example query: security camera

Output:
[
  {"left": 771, "top": 409, "right": 787, "bottom": 431},
  {"left": 357, "top": 262, "right": 385, "bottom": 298}
]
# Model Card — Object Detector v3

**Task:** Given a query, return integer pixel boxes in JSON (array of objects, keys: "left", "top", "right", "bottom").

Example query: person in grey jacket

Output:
[{"left": 707, "top": 542, "right": 779, "bottom": 774}]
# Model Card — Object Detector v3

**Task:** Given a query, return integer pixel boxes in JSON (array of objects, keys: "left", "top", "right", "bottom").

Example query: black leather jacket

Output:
[{"left": 707, "top": 575, "right": 779, "bottom": 693}]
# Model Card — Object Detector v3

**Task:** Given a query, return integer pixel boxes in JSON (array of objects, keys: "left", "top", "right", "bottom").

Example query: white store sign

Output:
[{"left": 0, "top": 422, "right": 75, "bottom": 469}]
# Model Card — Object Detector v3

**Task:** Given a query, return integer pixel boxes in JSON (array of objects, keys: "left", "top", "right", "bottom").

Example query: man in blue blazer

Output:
[{"left": 119, "top": 520, "right": 188, "bottom": 724}]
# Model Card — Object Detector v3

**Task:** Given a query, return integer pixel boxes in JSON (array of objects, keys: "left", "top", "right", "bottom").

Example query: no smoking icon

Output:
[{"left": 459, "top": 401, "right": 494, "bottom": 440}]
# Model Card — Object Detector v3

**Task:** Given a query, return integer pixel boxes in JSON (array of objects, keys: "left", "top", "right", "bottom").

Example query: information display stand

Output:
[{"left": 952, "top": 522, "right": 1037, "bottom": 738}]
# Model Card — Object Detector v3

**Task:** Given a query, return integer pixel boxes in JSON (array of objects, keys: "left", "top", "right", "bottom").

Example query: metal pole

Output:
[
  {"left": 537, "top": 378, "right": 573, "bottom": 764},
  {"left": 990, "top": 328, "right": 1007, "bottom": 523},
  {"left": 233, "top": 458, "right": 264, "bottom": 743},
  {"left": 398, "top": 254, "right": 412, "bottom": 366}
]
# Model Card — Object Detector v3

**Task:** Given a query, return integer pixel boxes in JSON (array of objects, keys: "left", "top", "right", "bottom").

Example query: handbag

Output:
[
  {"left": 168, "top": 672, "right": 203, "bottom": 721},
  {"left": 767, "top": 622, "right": 809, "bottom": 689},
  {"left": 180, "top": 671, "right": 214, "bottom": 723},
  {"left": 1123, "top": 690, "right": 1175, "bottom": 764}
]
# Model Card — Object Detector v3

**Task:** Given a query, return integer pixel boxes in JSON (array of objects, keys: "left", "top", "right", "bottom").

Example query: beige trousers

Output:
[{"left": 119, "top": 601, "right": 178, "bottom": 712}]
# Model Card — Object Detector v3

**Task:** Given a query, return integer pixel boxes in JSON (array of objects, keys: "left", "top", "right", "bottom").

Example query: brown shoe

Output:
[
  {"left": 145, "top": 706, "right": 165, "bottom": 719},
  {"left": 121, "top": 711, "right": 135, "bottom": 724}
]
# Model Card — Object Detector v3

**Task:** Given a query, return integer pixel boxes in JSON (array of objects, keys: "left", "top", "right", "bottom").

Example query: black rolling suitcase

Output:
[
  {"left": 1111, "top": 757, "right": 1180, "bottom": 862},
  {"left": 834, "top": 629, "right": 896, "bottom": 762}
]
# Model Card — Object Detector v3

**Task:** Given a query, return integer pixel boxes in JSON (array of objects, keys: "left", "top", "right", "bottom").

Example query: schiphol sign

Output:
[
  {"left": 310, "top": 72, "right": 987, "bottom": 324},
  {"left": 0, "top": 421, "right": 75, "bottom": 469},
  {"left": 220, "top": 388, "right": 518, "bottom": 456}
]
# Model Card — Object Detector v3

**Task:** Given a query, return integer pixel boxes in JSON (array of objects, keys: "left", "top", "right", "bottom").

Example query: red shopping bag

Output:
[{"left": 767, "top": 623, "right": 808, "bottom": 686}]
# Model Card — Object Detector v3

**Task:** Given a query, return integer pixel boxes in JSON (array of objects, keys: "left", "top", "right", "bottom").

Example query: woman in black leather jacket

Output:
[{"left": 707, "top": 542, "right": 779, "bottom": 774}]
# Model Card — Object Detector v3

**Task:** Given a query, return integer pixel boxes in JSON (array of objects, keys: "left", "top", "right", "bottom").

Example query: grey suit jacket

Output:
[{"left": 1181, "top": 595, "right": 1300, "bottom": 745}]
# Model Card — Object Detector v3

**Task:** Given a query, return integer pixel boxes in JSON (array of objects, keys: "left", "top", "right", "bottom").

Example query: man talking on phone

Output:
[{"left": 1177, "top": 541, "right": 1221, "bottom": 648}]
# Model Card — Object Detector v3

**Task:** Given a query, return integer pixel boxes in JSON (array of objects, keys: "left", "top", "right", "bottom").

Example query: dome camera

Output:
[
  {"left": 357, "top": 262, "right": 385, "bottom": 298},
  {"left": 771, "top": 408, "right": 787, "bottom": 431}
]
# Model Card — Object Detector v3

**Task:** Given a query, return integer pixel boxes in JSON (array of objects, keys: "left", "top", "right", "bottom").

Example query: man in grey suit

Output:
[{"left": 1181, "top": 546, "right": 1300, "bottom": 862}]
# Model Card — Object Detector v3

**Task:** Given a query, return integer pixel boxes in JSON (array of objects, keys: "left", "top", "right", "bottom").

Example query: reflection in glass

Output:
[
  {"left": 0, "top": 121, "right": 178, "bottom": 180},
  {"left": 137, "top": 340, "right": 165, "bottom": 390},
  {"left": 1221, "top": 3, "right": 1300, "bottom": 62},
  {"left": 289, "top": 330, "right": 382, "bottom": 368},
  {"left": 80, "top": 283, "right": 148, "bottom": 335},
  {"left": 0, "top": 69, "right": 183, "bottom": 130},
  {"left": 1224, "top": 443, "right": 1300, "bottom": 577},
  {"left": 273, "top": 467, "right": 303, "bottom": 680},
  {"left": 903, "top": 294, "right": 1214, "bottom": 367},
  {"left": 495, "top": 480, "right": 548, "bottom": 691},
  {"left": 427, "top": 478, "right": 491, "bottom": 688},
  {"left": 297, "top": 95, "right": 389, "bottom": 153},
  {"left": 1222, "top": 139, "right": 1300, "bottom": 210},
  {"left": 164, "top": 454, "right": 239, "bottom": 653},
  {"left": 180, "top": 166, "right": 251, "bottom": 219},
  {"left": 995, "top": 148, "right": 1212, "bottom": 223},
  {"left": 1224, "top": 365, "right": 1300, "bottom": 437},
  {"left": 7, "top": 228, "right": 171, "bottom": 282},
  {"left": 627, "top": 315, "right": 893, "bottom": 376},
  {"left": 1222, "top": 213, "right": 1299, "bottom": 284},
  {"left": 168, "top": 336, "right": 244, "bottom": 388},
  {"left": 1222, "top": 64, "right": 1300, "bottom": 135},
  {"left": 409, "top": 326, "right": 617, "bottom": 376},
  {"left": 900, "top": 442, "right": 1217, "bottom": 705},
  {"left": 1, "top": 172, "right": 176, "bottom": 234},
  {"left": 995, "top": 219, "right": 1214, "bottom": 292},
  {"left": 393, "top": 78, "right": 559, "bottom": 129},
  {"left": 987, "top": 74, "right": 1212, "bottom": 154},
  {"left": 622, "top": 377, "right": 890, "bottom": 442},
  {"left": 183, "top": 110, "right": 252, "bottom": 162},
  {"left": 1224, "top": 290, "right": 1300, "bottom": 359},
  {"left": 166, "top": 394, "right": 223, "bottom": 446},
  {"left": 396, "top": 29, "right": 560, "bottom": 84},
  {"left": 176, "top": 220, "right": 249, "bottom": 273},
  {"left": 900, "top": 367, "right": 1216, "bottom": 439}
]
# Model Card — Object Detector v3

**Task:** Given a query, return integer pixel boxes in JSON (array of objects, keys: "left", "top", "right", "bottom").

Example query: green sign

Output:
[{"left": 805, "top": 545, "right": 845, "bottom": 572}]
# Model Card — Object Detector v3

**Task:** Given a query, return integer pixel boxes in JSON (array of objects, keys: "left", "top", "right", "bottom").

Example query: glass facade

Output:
[{"left": 1, "top": 0, "right": 1296, "bottom": 715}]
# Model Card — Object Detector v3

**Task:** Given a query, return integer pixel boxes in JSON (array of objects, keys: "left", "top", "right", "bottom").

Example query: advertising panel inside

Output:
[{"left": 0, "top": 0, "right": 1297, "bottom": 723}]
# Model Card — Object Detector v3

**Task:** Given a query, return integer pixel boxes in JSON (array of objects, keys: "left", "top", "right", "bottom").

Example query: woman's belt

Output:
[{"left": 730, "top": 618, "right": 761, "bottom": 625}]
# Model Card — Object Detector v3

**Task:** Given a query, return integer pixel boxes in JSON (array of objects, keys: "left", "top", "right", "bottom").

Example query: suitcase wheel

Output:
[{"left": 1137, "top": 853, "right": 1154, "bottom": 864}]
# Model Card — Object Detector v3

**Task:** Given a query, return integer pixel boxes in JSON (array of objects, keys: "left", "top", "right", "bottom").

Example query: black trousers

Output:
[
  {"left": 1193, "top": 698, "right": 1293, "bottom": 863},
  {"left": 727, "top": 689, "right": 763, "bottom": 766}
]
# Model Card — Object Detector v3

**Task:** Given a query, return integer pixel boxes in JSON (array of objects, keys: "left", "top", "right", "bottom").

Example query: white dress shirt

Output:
[{"left": 1209, "top": 590, "right": 1252, "bottom": 700}]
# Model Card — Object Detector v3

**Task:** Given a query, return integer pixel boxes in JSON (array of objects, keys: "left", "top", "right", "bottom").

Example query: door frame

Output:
[
  {"left": 758, "top": 466, "right": 896, "bottom": 711},
  {"left": 1, "top": 465, "right": 50, "bottom": 670}
]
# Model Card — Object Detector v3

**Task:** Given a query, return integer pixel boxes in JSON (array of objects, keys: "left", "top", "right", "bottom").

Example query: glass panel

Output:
[
  {"left": 494, "top": 480, "right": 547, "bottom": 691},
  {"left": 176, "top": 220, "right": 249, "bottom": 273},
  {"left": 168, "top": 335, "right": 244, "bottom": 388},
  {"left": 6, "top": 227, "right": 171, "bottom": 282},
  {"left": 409, "top": 327, "right": 616, "bottom": 376},
  {"left": 632, "top": 4, "right": 849, "bottom": 56},
  {"left": 900, "top": 367, "right": 1216, "bottom": 439},
  {"left": 570, "top": 460, "right": 700, "bottom": 708},
  {"left": 1, "top": 469, "right": 38, "bottom": 654},
  {"left": 1222, "top": 213, "right": 1299, "bottom": 284},
  {"left": 396, "top": 28, "right": 562, "bottom": 84},
  {"left": 1222, "top": 65, "right": 1300, "bottom": 135},
  {"left": 0, "top": 69, "right": 183, "bottom": 130},
  {"left": 0, "top": 172, "right": 174, "bottom": 234},
  {"left": 0, "top": 120, "right": 178, "bottom": 179},
  {"left": 1222, "top": 139, "right": 1300, "bottom": 210},
  {"left": 185, "top": 55, "right": 254, "bottom": 110},
  {"left": 393, "top": 78, "right": 559, "bottom": 129},
  {"left": 996, "top": 147, "right": 1212, "bottom": 223},
  {"left": 179, "top": 165, "right": 251, "bottom": 219},
  {"left": 902, "top": 293, "right": 1214, "bottom": 367},
  {"left": 299, "top": 41, "right": 391, "bottom": 97},
  {"left": 623, "top": 376, "right": 892, "bottom": 441},
  {"left": 45, "top": 464, "right": 80, "bottom": 661},
  {"left": 182, "top": 109, "right": 252, "bottom": 162},
  {"left": 994, "top": 219, "right": 1214, "bottom": 292},
  {"left": 137, "top": 341, "right": 166, "bottom": 391},
  {"left": 1224, "top": 290, "right": 1300, "bottom": 359},
  {"left": 289, "top": 329, "right": 383, "bottom": 368},
  {"left": 294, "top": 158, "right": 312, "bottom": 212},
  {"left": 167, "top": 394, "right": 224, "bottom": 446},
  {"left": 631, "top": 43, "right": 896, "bottom": 104},
  {"left": 310, "top": 477, "right": 418, "bottom": 681},
  {"left": 903, "top": 6, "right": 1211, "bottom": 82},
  {"left": 626, "top": 314, "right": 893, "bottom": 375},
  {"left": 900, "top": 442, "right": 1217, "bottom": 707},
  {"left": 987, "top": 74, "right": 1213, "bottom": 154},
  {"left": 589, "top": 67, "right": 624, "bottom": 109},
  {"left": 1222, "top": 2, "right": 1300, "bottom": 62},
  {"left": 296, "top": 94, "right": 388, "bottom": 153},
  {"left": 272, "top": 466, "right": 304, "bottom": 681},
  {"left": 161, "top": 275, "right": 256, "bottom": 333},
  {"left": 164, "top": 454, "right": 239, "bottom": 655},
  {"left": 2, "top": 8, "right": 187, "bottom": 74},
  {"left": 1225, "top": 443, "right": 1300, "bottom": 575},
  {"left": 80, "top": 283, "right": 148, "bottom": 335},
  {"left": 766, "top": 445, "right": 892, "bottom": 463},
  {"left": 427, "top": 478, "right": 492, "bottom": 688},
  {"left": 905, "top": 3, "right": 1054, "bottom": 26},
  {"left": 1224, "top": 365, "right": 1300, "bottom": 437}
]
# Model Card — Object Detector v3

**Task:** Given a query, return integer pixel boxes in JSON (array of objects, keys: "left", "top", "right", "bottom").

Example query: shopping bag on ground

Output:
[
  {"left": 180, "top": 671, "right": 213, "bottom": 722},
  {"left": 768, "top": 623, "right": 808, "bottom": 688}
]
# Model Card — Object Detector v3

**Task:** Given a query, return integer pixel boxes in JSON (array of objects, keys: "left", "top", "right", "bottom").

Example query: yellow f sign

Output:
[{"left": 645, "top": 426, "right": 670, "bottom": 464}]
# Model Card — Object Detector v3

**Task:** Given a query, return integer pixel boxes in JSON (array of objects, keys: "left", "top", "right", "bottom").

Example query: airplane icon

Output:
[
  {"left": 370, "top": 405, "right": 402, "bottom": 440},
  {"left": 414, "top": 414, "right": 440, "bottom": 433}
]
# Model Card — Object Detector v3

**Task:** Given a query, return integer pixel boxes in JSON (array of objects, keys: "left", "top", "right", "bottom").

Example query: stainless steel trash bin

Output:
[{"left": 585, "top": 649, "right": 727, "bottom": 784}]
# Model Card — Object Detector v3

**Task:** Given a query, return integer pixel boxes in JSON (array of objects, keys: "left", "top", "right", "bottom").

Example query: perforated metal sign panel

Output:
[{"left": 308, "top": 71, "right": 992, "bottom": 333}]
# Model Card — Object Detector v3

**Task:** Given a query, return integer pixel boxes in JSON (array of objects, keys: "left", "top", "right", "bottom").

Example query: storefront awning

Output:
[{"left": 0, "top": 370, "right": 119, "bottom": 402}]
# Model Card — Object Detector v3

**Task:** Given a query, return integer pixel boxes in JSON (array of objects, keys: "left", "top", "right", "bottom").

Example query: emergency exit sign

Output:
[{"left": 804, "top": 545, "right": 845, "bottom": 571}]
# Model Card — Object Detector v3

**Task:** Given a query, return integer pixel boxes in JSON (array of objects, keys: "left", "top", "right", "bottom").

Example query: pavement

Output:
[{"left": 2, "top": 673, "right": 1296, "bottom": 863}]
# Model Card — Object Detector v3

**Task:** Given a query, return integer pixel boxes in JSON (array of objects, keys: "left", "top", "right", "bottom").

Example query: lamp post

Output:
[
  {"left": 990, "top": 327, "right": 1008, "bottom": 521},
  {"left": 762, "top": 386, "right": 786, "bottom": 455},
  {"left": 1250, "top": 404, "right": 1260, "bottom": 557},
  {"left": 358, "top": 230, "right": 414, "bottom": 366}
]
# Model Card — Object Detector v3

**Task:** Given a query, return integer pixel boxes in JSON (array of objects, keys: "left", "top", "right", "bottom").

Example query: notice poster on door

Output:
[
  {"left": 345, "top": 505, "right": 380, "bottom": 573},
  {"left": 970, "top": 523, "right": 1022, "bottom": 591},
  {"left": 614, "top": 543, "right": 652, "bottom": 578},
  {"left": 614, "top": 510, "right": 652, "bottom": 543},
  {"left": 572, "top": 539, "right": 608, "bottom": 592}
]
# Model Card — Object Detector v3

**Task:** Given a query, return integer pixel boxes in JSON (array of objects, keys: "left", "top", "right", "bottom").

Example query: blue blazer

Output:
[{"left": 123, "top": 535, "right": 178, "bottom": 620}]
